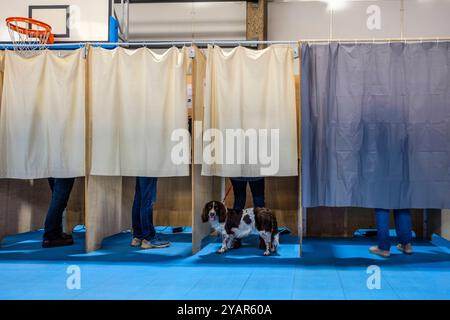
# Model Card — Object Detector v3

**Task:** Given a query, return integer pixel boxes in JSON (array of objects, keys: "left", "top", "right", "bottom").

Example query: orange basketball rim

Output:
[{"left": 6, "top": 17, "right": 55, "bottom": 44}]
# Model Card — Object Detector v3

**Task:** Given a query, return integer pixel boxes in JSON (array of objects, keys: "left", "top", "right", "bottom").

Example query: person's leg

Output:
[
  {"left": 43, "top": 178, "right": 75, "bottom": 241},
  {"left": 131, "top": 178, "right": 143, "bottom": 242},
  {"left": 394, "top": 209, "right": 413, "bottom": 253},
  {"left": 230, "top": 178, "right": 247, "bottom": 211},
  {"left": 375, "top": 208, "right": 391, "bottom": 251},
  {"left": 249, "top": 178, "right": 266, "bottom": 249},
  {"left": 48, "top": 178, "right": 55, "bottom": 192},
  {"left": 138, "top": 177, "right": 169, "bottom": 249},
  {"left": 137, "top": 177, "right": 158, "bottom": 240},
  {"left": 249, "top": 178, "right": 265, "bottom": 208}
]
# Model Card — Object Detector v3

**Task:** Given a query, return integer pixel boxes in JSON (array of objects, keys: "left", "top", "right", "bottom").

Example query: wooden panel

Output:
[
  {"left": 307, "top": 207, "right": 424, "bottom": 238},
  {"left": 0, "top": 178, "right": 84, "bottom": 243},
  {"left": 425, "top": 209, "right": 442, "bottom": 239},
  {"left": 191, "top": 46, "right": 225, "bottom": 253},
  {"left": 0, "top": 179, "right": 50, "bottom": 242},
  {"left": 85, "top": 176, "right": 123, "bottom": 252},
  {"left": 441, "top": 209, "right": 450, "bottom": 240},
  {"left": 192, "top": 165, "right": 224, "bottom": 253},
  {"left": 65, "top": 177, "right": 85, "bottom": 232},
  {"left": 266, "top": 177, "right": 299, "bottom": 236},
  {"left": 306, "top": 207, "right": 347, "bottom": 237},
  {"left": 246, "top": 0, "right": 267, "bottom": 48},
  {"left": 121, "top": 176, "right": 192, "bottom": 228}
]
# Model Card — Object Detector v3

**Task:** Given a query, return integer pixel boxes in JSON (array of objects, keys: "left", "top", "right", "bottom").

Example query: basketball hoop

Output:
[{"left": 6, "top": 17, "right": 54, "bottom": 56}]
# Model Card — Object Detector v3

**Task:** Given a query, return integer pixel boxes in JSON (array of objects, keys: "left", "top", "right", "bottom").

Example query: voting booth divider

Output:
[
  {"left": 0, "top": 49, "right": 85, "bottom": 244},
  {"left": 0, "top": 45, "right": 303, "bottom": 254}
]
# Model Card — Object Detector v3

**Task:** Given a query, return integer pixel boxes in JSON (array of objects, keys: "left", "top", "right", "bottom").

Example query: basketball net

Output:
[{"left": 6, "top": 17, "right": 54, "bottom": 57}]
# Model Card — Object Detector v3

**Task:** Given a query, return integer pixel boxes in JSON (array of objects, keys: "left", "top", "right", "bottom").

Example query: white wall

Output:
[
  {"left": 2, "top": 1, "right": 450, "bottom": 42},
  {"left": 0, "top": 0, "right": 110, "bottom": 42},
  {"left": 269, "top": 0, "right": 450, "bottom": 40},
  {"left": 118, "top": 1, "right": 246, "bottom": 41}
]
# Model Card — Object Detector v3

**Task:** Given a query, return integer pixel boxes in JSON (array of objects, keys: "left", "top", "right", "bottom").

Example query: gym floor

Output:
[{"left": 0, "top": 228, "right": 449, "bottom": 300}]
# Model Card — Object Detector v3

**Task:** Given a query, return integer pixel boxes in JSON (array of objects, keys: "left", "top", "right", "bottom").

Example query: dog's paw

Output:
[
  {"left": 263, "top": 250, "right": 271, "bottom": 256},
  {"left": 217, "top": 248, "right": 226, "bottom": 254}
]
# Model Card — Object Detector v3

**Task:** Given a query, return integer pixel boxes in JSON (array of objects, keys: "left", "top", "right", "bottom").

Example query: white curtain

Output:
[
  {"left": 89, "top": 47, "right": 190, "bottom": 177},
  {"left": 202, "top": 45, "right": 298, "bottom": 177},
  {"left": 0, "top": 50, "right": 86, "bottom": 179}
]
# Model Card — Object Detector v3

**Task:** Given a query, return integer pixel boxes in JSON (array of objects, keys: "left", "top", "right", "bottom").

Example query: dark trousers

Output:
[
  {"left": 44, "top": 178, "right": 75, "bottom": 240},
  {"left": 376, "top": 208, "right": 413, "bottom": 251},
  {"left": 132, "top": 177, "right": 158, "bottom": 240},
  {"left": 230, "top": 178, "right": 265, "bottom": 211}
]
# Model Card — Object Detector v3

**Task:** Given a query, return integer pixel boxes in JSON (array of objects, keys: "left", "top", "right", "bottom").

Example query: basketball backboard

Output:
[{"left": 0, "top": 0, "right": 112, "bottom": 43}]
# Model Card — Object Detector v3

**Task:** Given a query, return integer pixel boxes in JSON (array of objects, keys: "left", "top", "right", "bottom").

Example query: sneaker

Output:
[
  {"left": 141, "top": 238, "right": 170, "bottom": 249},
  {"left": 42, "top": 235, "right": 74, "bottom": 248},
  {"left": 397, "top": 243, "right": 413, "bottom": 255},
  {"left": 130, "top": 237, "right": 142, "bottom": 247},
  {"left": 369, "top": 246, "right": 391, "bottom": 258}
]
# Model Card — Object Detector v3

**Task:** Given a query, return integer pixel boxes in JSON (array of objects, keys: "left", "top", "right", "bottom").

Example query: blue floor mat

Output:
[{"left": 0, "top": 229, "right": 449, "bottom": 300}]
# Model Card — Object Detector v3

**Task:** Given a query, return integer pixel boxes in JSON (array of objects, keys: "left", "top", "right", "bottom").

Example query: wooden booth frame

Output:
[
  {"left": 0, "top": 42, "right": 445, "bottom": 255},
  {"left": 0, "top": 45, "right": 304, "bottom": 256}
]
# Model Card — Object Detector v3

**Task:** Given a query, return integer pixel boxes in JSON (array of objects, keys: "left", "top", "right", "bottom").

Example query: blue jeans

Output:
[
  {"left": 132, "top": 177, "right": 158, "bottom": 240},
  {"left": 375, "top": 209, "right": 413, "bottom": 251},
  {"left": 230, "top": 178, "right": 265, "bottom": 211},
  {"left": 44, "top": 178, "right": 75, "bottom": 240}
]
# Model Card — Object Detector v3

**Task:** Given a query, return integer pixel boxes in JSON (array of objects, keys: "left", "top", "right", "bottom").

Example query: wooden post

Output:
[
  {"left": 191, "top": 46, "right": 225, "bottom": 254},
  {"left": 297, "top": 43, "right": 303, "bottom": 257},
  {"left": 441, "top": 209, "right": 450, "bottom": 240},
  {"left": 246, "top": 0, "right": 267, "bottom": 49}
]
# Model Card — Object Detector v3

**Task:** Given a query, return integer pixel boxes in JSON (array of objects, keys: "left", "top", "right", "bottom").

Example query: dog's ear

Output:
[
  {"left": 217, "top": 202, "right": 227, "bottom": 223},
  {"left": 201, "top": 203, "right": 209, "bottom": 223}
]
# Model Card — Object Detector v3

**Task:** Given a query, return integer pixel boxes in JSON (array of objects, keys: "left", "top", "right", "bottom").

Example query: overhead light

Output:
[{"left": 324, "top": 0, "right": 348, "bottom": 11}]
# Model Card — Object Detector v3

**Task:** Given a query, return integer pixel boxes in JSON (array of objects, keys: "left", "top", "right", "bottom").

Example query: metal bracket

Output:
[
  {"left": 83, "top": 44, "right": 90, "bottom": 59},
  {"left": 293, "top": 46, "right": 299, "bottom": 59},
  {"left": 189, "top": 46, "right": 196, "bottom": 59}
]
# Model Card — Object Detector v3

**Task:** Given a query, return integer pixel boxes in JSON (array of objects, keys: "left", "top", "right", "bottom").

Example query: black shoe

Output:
[
  {"left": 60, "top": 232, "right": 73, "bottom": 240},
  {"left": 42, "top": 235, "right": 74, "bottom": 248}
]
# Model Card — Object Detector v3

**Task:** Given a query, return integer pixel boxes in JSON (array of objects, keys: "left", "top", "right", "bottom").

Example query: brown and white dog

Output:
[{"left": 202, "top": 201, "right": 279, "bottom": 256}]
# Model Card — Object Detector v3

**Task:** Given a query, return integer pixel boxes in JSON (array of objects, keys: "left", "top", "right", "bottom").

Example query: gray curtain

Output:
[{"left": 302, "top": 42, "right": 450, "bottom": 209}]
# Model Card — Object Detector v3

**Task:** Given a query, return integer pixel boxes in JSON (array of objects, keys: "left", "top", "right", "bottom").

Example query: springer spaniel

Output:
[{"left": 202, "top": 201, "right": 279, "bottom": 256}]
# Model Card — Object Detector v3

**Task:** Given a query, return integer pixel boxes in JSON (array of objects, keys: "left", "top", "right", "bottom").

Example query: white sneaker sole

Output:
[
  {"left": 369, "top": 248, "right": 391, "bottom": 258},
  {"left": 141, "top": 243, "right": 170, "bottom": 249},
  {"left": 397, "top": 244, "right": 413, "bottom": 255}
]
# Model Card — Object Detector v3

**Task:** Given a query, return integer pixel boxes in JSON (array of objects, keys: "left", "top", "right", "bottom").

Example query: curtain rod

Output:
[
  {"left": 302, "top": 37, "right": 450, "bottom": 43},
  {"left": 2, "top": 37, "right": 450, "bottom": 50}
]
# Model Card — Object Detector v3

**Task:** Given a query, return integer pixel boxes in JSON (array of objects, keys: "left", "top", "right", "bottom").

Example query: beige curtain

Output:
[
  {"left": 202, "top": 45, "right": 298, "bottom": 177},
  {"left": 89, "top": 47, "right": 190, "bottom": 177},
  {"left": 0, "top": 50, "right": 86, "bottom": 179}
]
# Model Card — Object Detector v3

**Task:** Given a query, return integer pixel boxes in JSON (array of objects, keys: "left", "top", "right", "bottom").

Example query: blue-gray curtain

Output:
[{"left": 302, "top": 42, "right": 450, "bottom": 209}]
